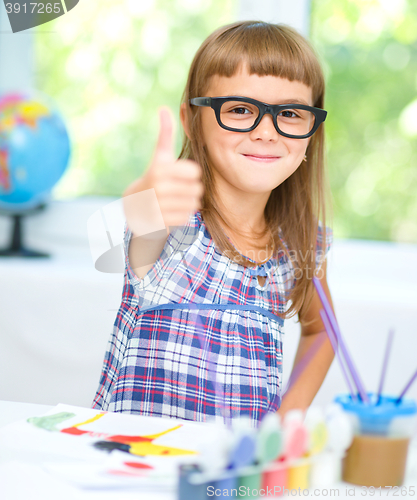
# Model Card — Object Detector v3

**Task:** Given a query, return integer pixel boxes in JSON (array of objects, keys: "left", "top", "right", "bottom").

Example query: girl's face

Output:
[{"left": 200, "top": 64, "right": 313, "bottom": 199}]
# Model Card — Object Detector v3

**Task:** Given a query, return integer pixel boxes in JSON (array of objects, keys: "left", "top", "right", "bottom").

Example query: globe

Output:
[
  {"left": 0, "top": 92, "right": 71, "bottom": 212},
  {"left": 0, "top": 93, "right": 71, "bottom": 257}
]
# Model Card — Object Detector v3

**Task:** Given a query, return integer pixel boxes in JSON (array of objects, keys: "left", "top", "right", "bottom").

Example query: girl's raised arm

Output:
[{"left": 122, "top": 108, "right": 203, "bottom": 279}]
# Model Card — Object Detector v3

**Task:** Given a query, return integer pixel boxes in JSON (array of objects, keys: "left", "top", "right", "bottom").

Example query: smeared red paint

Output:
[
  {"left": 108, "top": 469, "right": 147, "bottom": 477},
  {"left": 107, "top": 462, "right": 153, "bottom": 477},
  {"left": 108, "top": 435, "right": 152, "bottom": 444},
  {"left": 61, "top": 427, "right": 89, "bottom": 436},
  {"left": 124, "top": 462, "right": 153, "bottom": 470}
]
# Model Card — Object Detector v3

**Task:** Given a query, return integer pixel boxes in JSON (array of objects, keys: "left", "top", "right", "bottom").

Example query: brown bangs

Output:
[{"left": 198, "top": 22, "right": 324, "bottom": 104}]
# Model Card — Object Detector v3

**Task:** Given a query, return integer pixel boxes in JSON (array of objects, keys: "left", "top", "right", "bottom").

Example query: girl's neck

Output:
[
  {"left": 214, "top": 190, "right": 275, "bottom": 264},
  {"left": 215, "top": 185, "right": 271, "bottom": 239},
  {"left": 219, "top": 221, "right": 275, "bottom": 267}
]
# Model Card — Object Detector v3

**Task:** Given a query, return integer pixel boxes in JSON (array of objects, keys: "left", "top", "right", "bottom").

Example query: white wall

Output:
[{"left": 0, "top": 199, "right": 121, "bottom": 407}]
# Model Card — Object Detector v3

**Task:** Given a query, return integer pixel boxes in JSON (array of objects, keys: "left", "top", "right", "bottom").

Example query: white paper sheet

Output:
[{"left": 0, "top": 403, "right": 227, "bottom": 492}]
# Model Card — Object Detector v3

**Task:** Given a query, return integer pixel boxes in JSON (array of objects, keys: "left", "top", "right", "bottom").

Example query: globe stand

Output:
[{"left": 0, "top": 203, "right": 49, "bottom": 258}]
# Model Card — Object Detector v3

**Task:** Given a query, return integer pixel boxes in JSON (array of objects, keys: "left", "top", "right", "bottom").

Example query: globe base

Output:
[
  {"left": 0, "top": 208, "right": 50, "bottom": 259},
  {"left": 0, "top": 247, "right": 49, "bottom": 258}
]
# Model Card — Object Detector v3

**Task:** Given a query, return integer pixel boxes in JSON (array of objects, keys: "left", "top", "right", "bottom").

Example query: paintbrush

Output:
[
  {"left": 377, "top": 329, "right": 394, "bottom": 405},
  {"left": 313, "top": 277, "right": 369, "bottom": 403},
  {"left": 319, "top": 309, "right": 357, "bottom": 400}
]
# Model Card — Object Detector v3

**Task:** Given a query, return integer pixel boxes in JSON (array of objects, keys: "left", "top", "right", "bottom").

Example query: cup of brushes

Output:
[
  {"left": 178, "top": 406, "right": 354, "bottom": 500},
  {"left": 313, "top": 277, "right": 417, "bottom": 488}
]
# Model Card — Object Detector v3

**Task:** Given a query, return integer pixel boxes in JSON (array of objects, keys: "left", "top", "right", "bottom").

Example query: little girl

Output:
[{"left": 93, "top": 21, "right": 335, "bottom": 424}]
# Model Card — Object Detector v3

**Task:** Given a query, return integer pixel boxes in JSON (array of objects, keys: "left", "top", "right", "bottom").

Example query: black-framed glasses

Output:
[{"left": 189, "top": 96, "right": 327, "bottom": 139}]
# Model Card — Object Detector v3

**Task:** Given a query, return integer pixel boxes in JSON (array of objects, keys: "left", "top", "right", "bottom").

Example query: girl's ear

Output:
[{"left": 180, "top": 102, "right": 191, "bottom": 139}]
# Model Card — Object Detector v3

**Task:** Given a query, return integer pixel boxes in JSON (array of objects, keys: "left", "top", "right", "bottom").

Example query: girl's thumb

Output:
[{"left": 153, "top": 106, "right": 175, "bottom": 164}]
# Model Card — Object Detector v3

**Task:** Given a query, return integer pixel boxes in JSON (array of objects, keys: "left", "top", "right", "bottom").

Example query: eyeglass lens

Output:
[{"left": 219, "top": 101, "right": 315, "bottom": 136}]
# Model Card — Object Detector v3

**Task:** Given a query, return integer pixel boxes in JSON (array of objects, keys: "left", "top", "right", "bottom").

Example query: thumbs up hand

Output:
[{"left": 123, "top": 107, "right": 204, "bottom": 233}]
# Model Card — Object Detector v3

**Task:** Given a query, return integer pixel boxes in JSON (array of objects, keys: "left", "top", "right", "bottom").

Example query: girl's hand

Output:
[{"left": 123, "top": 107, "right": 204, "bottom": 231}]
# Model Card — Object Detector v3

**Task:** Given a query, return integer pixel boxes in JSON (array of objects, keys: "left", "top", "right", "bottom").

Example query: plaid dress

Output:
[{"left": 93, "top": 211, "right": 332, "bottom": 424}]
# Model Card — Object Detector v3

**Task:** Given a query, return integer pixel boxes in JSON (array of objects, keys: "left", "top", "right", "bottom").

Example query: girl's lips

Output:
[{"left": 243, "top": 154, "right": 281, "bottom": 162}]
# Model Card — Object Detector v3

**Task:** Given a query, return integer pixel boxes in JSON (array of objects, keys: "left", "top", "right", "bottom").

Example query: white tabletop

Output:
[{"left": 2, "top": 400, "right": 417, "bottom": 500}]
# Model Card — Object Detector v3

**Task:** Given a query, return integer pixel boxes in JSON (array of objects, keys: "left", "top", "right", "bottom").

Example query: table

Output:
[{"left": 2, "top": 400, "right": 417, "bottom": 500}]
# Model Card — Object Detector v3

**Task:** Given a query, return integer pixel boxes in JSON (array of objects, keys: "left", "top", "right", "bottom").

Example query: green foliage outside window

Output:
[
  {"left": 312, "top": 0, "right": 417, "bottom": 242},
  {"left": 35, "top": 0, "right": 237, "bottom": 198},
  {"left": 35, "top": 0, "right": 417, "bottom": 243}
]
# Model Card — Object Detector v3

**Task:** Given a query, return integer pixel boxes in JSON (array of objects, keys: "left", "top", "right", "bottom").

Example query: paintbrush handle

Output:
[
  {"left": 377, "top": 328, "right": 394, "bottom": 405},
  {"left": 396, "top": 367, "right": 417, "bottom": 404},
  {"left": 313, "top": 277, "right": 369, "bottom": 403},
  {"left": 319, "top": 309, "right": 357, "bottom": 400}
]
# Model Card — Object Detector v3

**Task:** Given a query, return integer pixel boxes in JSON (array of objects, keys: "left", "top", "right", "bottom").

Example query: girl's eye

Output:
[
  {"left": 230, "top": 107, "right": 251, "bottom": 115},
  {"left": 279, "top": 110, "right": 299, "bottom": 118}
]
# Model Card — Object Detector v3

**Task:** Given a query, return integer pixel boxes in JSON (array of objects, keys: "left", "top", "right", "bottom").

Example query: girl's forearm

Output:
[{"left": 277, "top": 330, "right": 334, "bottom": 418}]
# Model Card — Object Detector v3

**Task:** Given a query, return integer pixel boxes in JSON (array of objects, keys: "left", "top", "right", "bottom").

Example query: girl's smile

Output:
[
  {"left": 242, "top": 154, "right": 282, "bottom": 162},
  {"left": 200, "top": 64, "right": 313, "bottom": 198}
]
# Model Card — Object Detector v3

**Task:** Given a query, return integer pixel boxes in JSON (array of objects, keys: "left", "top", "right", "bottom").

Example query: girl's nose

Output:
[{"left": 249, "top": 113, "right": 280, "bottom": 141}]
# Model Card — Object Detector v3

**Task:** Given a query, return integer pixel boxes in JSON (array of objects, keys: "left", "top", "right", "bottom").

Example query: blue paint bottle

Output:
[{"left": 178, "top": 463, "right": 209, "bottom": 500}]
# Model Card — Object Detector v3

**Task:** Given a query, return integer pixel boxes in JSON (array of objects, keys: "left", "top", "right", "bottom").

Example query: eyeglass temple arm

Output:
[{"left": 190, "top": 97, "right": 212, "bottom": 107}]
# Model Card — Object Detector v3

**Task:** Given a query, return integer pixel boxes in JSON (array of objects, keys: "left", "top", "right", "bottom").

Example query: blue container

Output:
[{"left": 334, "top": 393, "right": 417, "bottom": 436}]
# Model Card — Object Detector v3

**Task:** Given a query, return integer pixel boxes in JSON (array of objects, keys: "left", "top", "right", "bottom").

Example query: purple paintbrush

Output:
[
  {"left": 319, "top": 309, "right": 357, "bottom": 400},
  {"left": 377, "top": 328, "right": 394, "bottom": 405},
  {"left": 396, "top": 366, "right": 417, "bottom": 405},
  {"left": 313, "top": 277, "right": 369, "bottom": 403}
]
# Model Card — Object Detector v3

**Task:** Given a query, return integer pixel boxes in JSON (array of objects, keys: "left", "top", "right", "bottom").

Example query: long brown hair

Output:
[{"left": 179, "top": 21, "right": 330, "bottom": 320}]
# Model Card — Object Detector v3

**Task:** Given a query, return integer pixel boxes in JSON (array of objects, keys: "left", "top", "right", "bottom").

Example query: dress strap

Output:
[{"left": 138, "top": 302, "right": 283, "bottom": 325}]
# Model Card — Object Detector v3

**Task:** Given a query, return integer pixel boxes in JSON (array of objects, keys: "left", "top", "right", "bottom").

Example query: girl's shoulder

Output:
[
  {"left": 122, "top": 210, "right": 211, "bottom": 289},
  {"left": 123, "top": 209, "right": 205, "bottom": 255}
]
